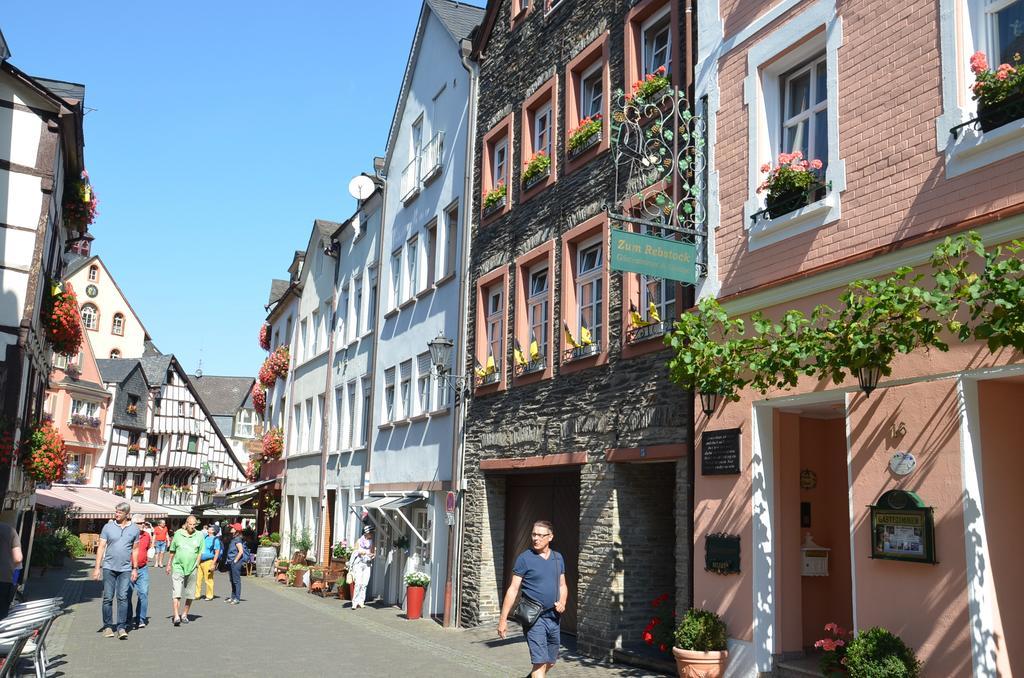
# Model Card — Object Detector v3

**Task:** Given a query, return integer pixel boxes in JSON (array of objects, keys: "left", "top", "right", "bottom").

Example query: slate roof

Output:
[
  {"left": 189, "top": 375, "right": 254, "bottom": 417},
  {"left": 0, "top": 28, "right": 10, "bottom": 62},
  {"left": 95, "top": 358, "right": 142, "bottom": 385},
  {"left": 138, "top": 355, "right": 174, "bottom": 386},
  {"left": 314, "top": 219, "right": 342, "bottom": 241},
  {"left": 427, "top": 0, "right": 485, "bottom": 42},
  {"left": 143, "top": 340, "right": 162, "bottom": 357},
  {"left": 267, "top": 279, "right": 289, "bottom": 306},
  {"left": 32, "top": 77, "right": 86, "bottom": 105}
]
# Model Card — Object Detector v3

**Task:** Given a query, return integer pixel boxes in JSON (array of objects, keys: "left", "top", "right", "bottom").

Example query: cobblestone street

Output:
[{"left": 26, "top": 560, "right": 667, "bottom": 677}]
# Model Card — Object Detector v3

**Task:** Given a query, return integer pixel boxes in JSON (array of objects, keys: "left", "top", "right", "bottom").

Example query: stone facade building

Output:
[{"left": 459, "top": 0, "right": 694, "bottom": 659}]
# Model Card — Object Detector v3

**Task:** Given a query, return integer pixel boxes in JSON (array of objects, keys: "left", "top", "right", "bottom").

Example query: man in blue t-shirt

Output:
[
  {"left": 497, "top": 520, "right": 567, "bottom": 677},
  {"left": 194, "top": 525, "right": 220, "bottom": 601},
  {"left": 92, "top": 502, "right": 140, "bottom": 639}
]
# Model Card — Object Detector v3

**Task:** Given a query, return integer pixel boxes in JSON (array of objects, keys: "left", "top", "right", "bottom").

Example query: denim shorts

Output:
[
  {"left": 525, "top": 611, "right": 560, "bottom": 665},
  {"left": 154, "top": 541, "right": 168, "bottom": 553}
]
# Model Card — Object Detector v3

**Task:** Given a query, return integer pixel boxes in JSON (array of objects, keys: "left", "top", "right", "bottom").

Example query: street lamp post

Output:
[{"left": 428, "top": 333, "right": 472, "bottom": 405}]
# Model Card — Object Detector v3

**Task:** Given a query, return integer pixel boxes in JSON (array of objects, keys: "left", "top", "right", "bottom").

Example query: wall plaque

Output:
[
  {"left": 702, "top": 428, "right": 741, "bottom": 475},
  {"left": 705, "top": 533, "right": 741, "bottom": 575},
  {"left": 869, "top": 490, "right": 937, "bottom": 564}
]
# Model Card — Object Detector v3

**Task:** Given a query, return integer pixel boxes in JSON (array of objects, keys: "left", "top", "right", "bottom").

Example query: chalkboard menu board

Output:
[
  {"left": 705, "top": 533, "right": 741, "bottom": 575},
  {"left": 702, "top": 428, "right": 741, "bottom": 475}
]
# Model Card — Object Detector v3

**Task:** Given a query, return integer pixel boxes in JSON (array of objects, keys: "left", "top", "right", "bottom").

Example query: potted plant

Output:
[
  {"left": 843, "top": 626, "right": 920, "bottom": 678},
  {"left": 131, "top": 486, "right": 144, "bottom": 498},
  {"left": 814, "top": 622, "right": 851, "bottom": 676},
  {"left": 252, "top": 383, "right": 266, "bottom": 417},
  {"left": 146, "top": 445, "right": 158, "bottom": 455},
  {"left": 482, "top": 181, "right": 507, "bottom": 216},
  {"left": 258, "top": 345, "right": 290, "bottom": 387},
  {"left": 625, "top": 65, "right": 669, "bottom": 104},
  {"left": 258, "top": 323, "right": 271, "bottom": 352},
  {"left": 756, "top": 151, "right": 825, "bottom": 219},
  {"left": 127, "top": 443, "right": 140, "bottom": 454},
  {"left": 291, "top": 529, "right": 312, "bottom": 560},
  {"left": 332, "top": 540, "right": 352, "bottom": 565},
  {"left": 520, "top": 151, "right": 551, "bottom": 190},
  {"left": 22, "top": 422, "right": 68, "bottom": 484},
  {"left": 41, "top": 282, "right": 83, "bottom": 358},
  {"left": 405, "top": 571, "right": 430, "bottom": 620},
  {"left": 287, "top": 563, "right": 309, "bottom": 588},
  {"left": 969, "top": 51, "right": 1024, "bottom": 132},
  {"left": 261, "top": 427, "right": 284, "bottom": 460},
  {"left": 672, "top": 608, "right": 728, "bottom": 678},
  {"left": 112, "top": 484, "right": 126, "bottom": 497},
  {"left": 62, "top": 170, "right": 98, "bottom": 233},
  {"left": 257, "top": 531, "right": 281, "bottom": 572}
]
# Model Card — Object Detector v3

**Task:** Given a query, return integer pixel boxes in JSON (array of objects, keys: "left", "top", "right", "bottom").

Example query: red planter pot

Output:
[{"left": 406, "top": 585, "right": 426, "bottom": 620}]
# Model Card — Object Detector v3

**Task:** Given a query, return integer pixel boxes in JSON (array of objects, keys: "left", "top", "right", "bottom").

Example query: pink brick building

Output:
[{"left": 694, "top": 0, "right": 1024, "bottom": 675}]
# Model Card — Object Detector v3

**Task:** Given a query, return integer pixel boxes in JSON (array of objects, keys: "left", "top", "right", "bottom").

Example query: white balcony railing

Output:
[
  {"left": 400, "top": 156, "right": 419, "bottom": 202},
  {"left": 421, "top": 132, "right": 444, "bottom": 183}
]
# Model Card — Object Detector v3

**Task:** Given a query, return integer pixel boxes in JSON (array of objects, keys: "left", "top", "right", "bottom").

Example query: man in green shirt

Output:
[{"left": 166, "top": 515, "right": 204, "bottom": 626}]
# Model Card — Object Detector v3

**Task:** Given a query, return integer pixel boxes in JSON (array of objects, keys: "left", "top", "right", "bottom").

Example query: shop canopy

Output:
[
  {"left": 351, "top": 492, "right": 429, "bottom": 543},
  {"left": 35, "top": 485, "right": 171, "bottom": 520},
  {"left": 210, "top": 478, "right": 277, "bottom": 507}
]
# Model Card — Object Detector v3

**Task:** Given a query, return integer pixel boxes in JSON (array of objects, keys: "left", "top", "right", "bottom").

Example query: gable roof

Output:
[
  {"left": 143, "top": 340, "right": 162, "bottom": 357},
  {"left": 95, "top": 358, "right": 145, "bottom": 385},
  {"left": 138, "top": 355, "right": 174, "bottom": 386},
  {"left": 314, "top": 219, "right": 342, "bottom": 242},
  {"left": 189, "top": 375, "right": 254, "bottom": 417},
  {"left": 64, "top": 255, "right": 153, "bottom": 342},
  {"left": 267, "top": 279, "right": 289, "bottom": 307},
  {"left": 0, "top": 29, "right": 10, "bottom": 62},
  {"left": 383, "top": 0, "right": 485, "bottom": 169}
]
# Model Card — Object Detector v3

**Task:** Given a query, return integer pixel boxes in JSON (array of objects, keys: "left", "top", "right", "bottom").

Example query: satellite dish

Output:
[{"left": 348, "top": 175, "right": 375, "bottom": 201}]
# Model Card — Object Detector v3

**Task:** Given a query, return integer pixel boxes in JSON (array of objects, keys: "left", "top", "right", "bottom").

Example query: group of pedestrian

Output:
[{"left": 93, "top": 504, "right": 250, "bottom": 637}]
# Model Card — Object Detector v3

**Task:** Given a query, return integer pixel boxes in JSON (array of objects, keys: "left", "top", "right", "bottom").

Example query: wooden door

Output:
[{"left": 503, "top": 472, "right": 580, "bottom": 633}]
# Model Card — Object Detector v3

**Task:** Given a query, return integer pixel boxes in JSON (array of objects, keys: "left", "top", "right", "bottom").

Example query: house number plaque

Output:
[{"left": 705, "top": 533, "right": 741, "bottom": 575}]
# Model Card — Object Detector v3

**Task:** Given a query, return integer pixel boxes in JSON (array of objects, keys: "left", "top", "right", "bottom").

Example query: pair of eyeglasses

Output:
[{"left": 531, "top": 532, "right": 551, "bottom": 538}]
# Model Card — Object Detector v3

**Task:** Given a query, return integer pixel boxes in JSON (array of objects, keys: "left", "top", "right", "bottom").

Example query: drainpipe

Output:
[
  {"left": 684, "top": 0, "right": 696, "bottom": 610},
  {"left": 317, "top": 234, "right": 343, "bottom": 563},
  {"left": 442, "top": 38, "right": 479, "bottom": 630}
]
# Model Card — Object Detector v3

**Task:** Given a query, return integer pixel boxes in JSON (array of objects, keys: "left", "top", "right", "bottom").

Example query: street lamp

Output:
[
  {"left": 856, "top": 366, "right": 882, "bottom": 396},
  {"left": 428, "top": 333, "right": 471, "bottom": 404},
  {"left": 699, "top": 391, "right": 720, "bottom": 416}
]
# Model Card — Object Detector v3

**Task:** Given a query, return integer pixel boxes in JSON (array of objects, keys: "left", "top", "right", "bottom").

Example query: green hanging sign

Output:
[{"left": 609, "top": 228, "right": 697, "bottom": 284}]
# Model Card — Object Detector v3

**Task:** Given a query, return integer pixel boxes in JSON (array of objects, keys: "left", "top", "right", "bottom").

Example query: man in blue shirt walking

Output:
[
  {"left": 497, "top": 520, "right": 568, "bottom": 678},
  {"left": 92, "top": 502, "right": 140, "bottom": 639}
]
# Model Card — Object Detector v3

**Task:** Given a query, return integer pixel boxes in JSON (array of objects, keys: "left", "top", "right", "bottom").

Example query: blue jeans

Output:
[
  {"left": 126, "top": 565, "right": 149, "bottom": 625},
  {"left": 102, "top": 569, "right": 132, "bottom": 631},
  {"left": 229, "top": 561, "right": 242, "bottom": 601}
]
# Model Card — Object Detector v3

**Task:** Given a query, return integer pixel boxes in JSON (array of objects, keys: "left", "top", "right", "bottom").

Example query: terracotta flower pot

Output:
[{"left": 671, "top": 647, "right": 728, "bottom": 678}]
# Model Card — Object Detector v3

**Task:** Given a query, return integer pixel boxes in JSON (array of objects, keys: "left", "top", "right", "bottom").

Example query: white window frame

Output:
[
  {"left": 641, "top": 7, "right": 672, "bottom": 77},
  {"left": 399, "top": 360, "right": 412, "bottom": 420},
  {"left": 580, "top": 62, "right": 604, "bottom": 119},
  {"left": 111, "top": 313, "right": 124, "bottom": 336},
  {"left": 533, "top": 102, "right": 553, "bottom": 157},
  {"left": 575, "top": 236, "right": 603, "bottom": 341},
  {"left": 938, "top": 0, "right": 1024, "bottom": 176},
  {"left": 492, "top": 137, "right": 508, "bottom": 187},
  {"left": 88, "top": 266, "right": 98, "bottom": 282},
  {"left": 640, "top": 224, "right": 677, "bottom": 323},
  {"left": 527, "top": 265, "right": 549, "bottom": 360},
  {"left": 742, "top": 6, "right": 846, "bottom": 250},
  {"left": 390, "top": 249, "right": 402, "bottom": 310},
  {"left": 353, "top": 275, "right": 363, "bottom": 337},
  {"left": 486, "top": 285, "right": 504, "bottom": 368},
  {"left": 779, "top": 54, "right": 829, "bottom": 165},
  {"left": 81, "top": 304, "right": 98, "bottom": 330},
  {"left": 406, "top": 236, "right": 419, "bottom": 298},
  {"left": 416, "top": 353, "right": 432, "bottom": 415},
  {"left": 384, "top": 368, "right": 396, "bottom": 422},
  {"left": 345, "top": 381, "right": 357, "bottom": 449}
]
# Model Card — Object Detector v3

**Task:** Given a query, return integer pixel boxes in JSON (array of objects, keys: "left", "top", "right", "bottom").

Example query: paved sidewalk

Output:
[{"left": 22, "top": 559, "right": 668, "bottom": 677}]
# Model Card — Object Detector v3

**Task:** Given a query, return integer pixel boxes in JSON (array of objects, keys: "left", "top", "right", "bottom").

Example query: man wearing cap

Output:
[
  {"left": 194, "top": 524, "right": 220, "bottom": 601},
  {"left": 126, "top": 515, "right": 152, "bottom": 629},
  {"left": 92, "top": 502, "right": 140, "bottom": 639},
  {"left": 225, "top": 522, "right": 246, "bottom": 604},
  {"left": 166, "top": 515, "right": 203, "bottom": 626}
]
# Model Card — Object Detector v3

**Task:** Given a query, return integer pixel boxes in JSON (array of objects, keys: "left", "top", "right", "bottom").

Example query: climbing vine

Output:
[{"left": 666, "top": 232, "right": 1024, "bottom": 399}]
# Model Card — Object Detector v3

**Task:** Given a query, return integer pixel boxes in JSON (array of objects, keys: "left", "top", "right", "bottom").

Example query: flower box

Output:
[
  {"left": 70, "top": 414, "right": 101, "bottom": 428},
  {"left": 568, "top": 129, "right": 601, "bottom": 159},
  {"left": 970, "top": 51, "right": 1024, "bottom": 133},
  {"left": 520, "top": 151, "right": 551, "bottom": 191},
  {"left": 521, "top": 166, "right": 550, "bottom": 191},
  {"left": 477, "top": 371, "right": 500, "bottom": 387},
  {"left": 756, "top": 151, "right": 826, "bottom": 220},
  {"left": 564, "top": 342, "right": 601, "bottom": 362},
  {"left": 515, "top": 357, "right": 546, "bottom": 377},
  {"left": 976, "top": 93, "right": 1024, "bottom": 132},
  {"left": 626, "top": 319, "right": 673, "bottom": 345},
  {"left": 482, "top": 192, "right": 506, "bottom": 218}
]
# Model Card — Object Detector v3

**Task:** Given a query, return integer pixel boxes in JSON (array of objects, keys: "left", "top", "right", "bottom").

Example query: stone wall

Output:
[{"left": 460, "top": 0, "right": 693, "bottom": 661}]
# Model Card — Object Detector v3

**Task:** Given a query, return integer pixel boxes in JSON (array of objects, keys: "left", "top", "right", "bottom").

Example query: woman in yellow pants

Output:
[{"left": 194, "top": 524, "right": 220, "bottom": 600}]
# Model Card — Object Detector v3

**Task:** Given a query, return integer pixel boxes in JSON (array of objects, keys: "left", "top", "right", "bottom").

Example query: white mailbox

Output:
[{"left": 801, "top": 532, "right": 830, "bottom": 577}]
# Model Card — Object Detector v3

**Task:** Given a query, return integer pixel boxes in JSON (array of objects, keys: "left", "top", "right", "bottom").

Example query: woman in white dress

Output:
[{"left": 349, "top": 525, "right": 375, "bottom": 609}]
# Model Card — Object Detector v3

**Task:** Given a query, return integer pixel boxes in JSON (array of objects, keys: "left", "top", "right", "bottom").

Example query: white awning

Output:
[{"left": 352, "top": 493, "right": 429, "bottom": 544}]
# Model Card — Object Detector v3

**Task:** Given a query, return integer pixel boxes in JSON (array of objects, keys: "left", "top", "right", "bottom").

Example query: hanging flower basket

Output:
[
  {"left": 261, "top": 427, "right": 283, "bottom": 460},
  {"left": 252, "top": 383, "right": 266, "bottom": 417},
  {"left": 245, "top": 457, "right": 262, "bottom": 482},
  {"left": 258, "top": 323, "right": 271, "bottom": 352},
  {"left": 62, "top": 170, "right": 98, "bottom": 233},
  {"left": 42, "top": 282, "right": 83, "bottom": 357},
  {"left": 22, "top": 422, "right": 67, "bottom": 484},
  {"left": 258, "top": 346, "right": 290, "bottom": 387}
]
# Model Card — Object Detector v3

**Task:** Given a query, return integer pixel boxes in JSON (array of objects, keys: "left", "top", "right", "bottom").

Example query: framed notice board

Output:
[
  {"left": 705, "top": 533, "right": 741, "bottom": 575},
  {"left": 702, "top": 428, "right": 741, "bottom": 475},
  {"left": 869, "top": 490, "right": 937, "bottom": 564}
]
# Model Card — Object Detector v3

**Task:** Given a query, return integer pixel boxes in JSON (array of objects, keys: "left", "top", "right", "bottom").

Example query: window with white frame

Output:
[
  {"left": 384, "top": 368, "right": 396, "bottom": 422},
  {"left": 334, "top": 387, "right": 345, "bottom": 449},
  {"left": 112, "top": 313, "right": 124, "bottom": 336},
  {"left": 346, "top": 381, "right": 356, "bottom": 448},
  {"left": 580, "top": 63, "right": 603, "bottom": 119},
  {"left": 81, "top": 304, "right": 98, "bottom": 330},
  {"left": 339, "top": 284, "right": 350, "bottom": 342},
  {"left": 425, "top": 222, "right": 437, "bottom": 288},
  {"left": 399, "top": 360, "right": 412, "bottom": 419},
  {"left": 528, "top": 265, "right": 549, "bottom": 359},
  {"left": 235, "top": 409, "right": 258, "bottom": 438},
  {"left": 780, "top": 54, "right": 829, "bottom": 167},
  {"left": 411, "top": 117, "right": 423, "bottom": 164},
  {"left": 444, "top": 203, "right": 458, "bottom": 278},
  {"left": 413, "top": 508, "right": 430, "bottom": 561},
  {"left": 353, "top": 275, "right": 363, "bottom": 336},
  {"left": 53, "top": 353, "right": 68, "bottom": 369},
  {"left": 361, "top": 380, "right": 371, "bottom": 444},
  {"left": 576, "top": 239, "right": 603, "bottom": 342},
  {"left": 533, "top": 102, "right": 553, "bottom": 157},
  {"left": 71, "top": 399, "right": 99, "bottom": 419},
  {"left": 305, "top": 398, "right": 315, "bottom": 451},
  {"left": 492, "top": 137, "right": 508, "bottom": 187},
  {"left": 640, "top": 224, "right": 676, "bottom": 323},
  {"left": 641, "top": 8, "right": 672, "bottom": 76},
  {"left": 406, "top": 236, "right": 419, "bottom": 298},
  {"left": 298, "top": 319, "right": 308, "bottom": 362},
  {"left": 368, "top": 268, "right": 378, "bottom": 328},
  {"left": 291, "top": 404, "right": 301, "bottom": 453},
  {"left": 486, "top": 284, "right": 504, "bottom": 369},
  {"left": 88, "top": 265, "right": 98, "bottom": 282},
  {"left": 390, "top": 250, "right": 402, "bottom": 309},
  {"left": 416, "top": 352, "right": 432, "bottom": 414},
  {"left": 972, "top": 0, "right": 1024, "bottom": 69},
  {"left": 310, "top": 310, "right": 320, "bottom": 355}
]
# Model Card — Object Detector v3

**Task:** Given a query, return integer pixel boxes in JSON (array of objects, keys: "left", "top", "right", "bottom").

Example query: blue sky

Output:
[{"left": 4, "top": 1, "right": 435, "bottom": 377}]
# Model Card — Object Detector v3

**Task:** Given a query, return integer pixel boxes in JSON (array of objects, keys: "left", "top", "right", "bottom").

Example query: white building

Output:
[
  {"left": 63, "top": 255, "right": 153, "bottom": 360},
  {"left": 369, "top": 0, "right": 483, "bottom": 618}
]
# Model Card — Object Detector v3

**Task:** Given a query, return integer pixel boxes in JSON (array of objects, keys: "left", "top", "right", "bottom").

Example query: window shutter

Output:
[
  {"left": 417, "top": 353, "right": 432, "bottom": 378},
  {"left": 385, "top": 368, "right": 395, "bottom": 386},
  {"left": 400, "top": 360, "right": 412, "bottom": 382}
]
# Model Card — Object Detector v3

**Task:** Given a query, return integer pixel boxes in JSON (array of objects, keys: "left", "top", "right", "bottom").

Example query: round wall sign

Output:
[
  {"left": 85, "top": 284, "right": 98, "bottom": 298},
  {"left": 889, "top": 451, "right": 917, "bottom": 476}
]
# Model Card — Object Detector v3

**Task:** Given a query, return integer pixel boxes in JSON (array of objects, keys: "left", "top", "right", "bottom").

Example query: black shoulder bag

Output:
[{"left": 509, "top": 551, "right": 561, "bottom": 629}]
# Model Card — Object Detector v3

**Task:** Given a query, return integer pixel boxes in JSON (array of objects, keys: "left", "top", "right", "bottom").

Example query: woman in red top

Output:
[{"left": 152, "top": 520, "right": 169, "bottom": 568}]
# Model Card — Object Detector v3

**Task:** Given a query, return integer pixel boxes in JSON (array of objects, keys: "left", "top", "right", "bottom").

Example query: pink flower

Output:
[
  {"left": 760, "top": 163, "right": 771, "bottom": 172},
  {"left": 810, "top": 159, "right": 823, "bottom": 170},
  {"left": 996, "top": 70, "right": 1009, "bottom": 81},
  {"left": 973, "top": 81, "right": 985, "bottom": 93},
  {"left": 820, "top": 639, "right": 837, "bottom": 652},
  {"left": 778, "top": 152, "right": 792, "bottom": 164},
  {"left": 970, "top": 51, "right": 989, "bottom": 74},
  {"left": 824, "top": 623, "right": 838, "bottom": 633}
]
